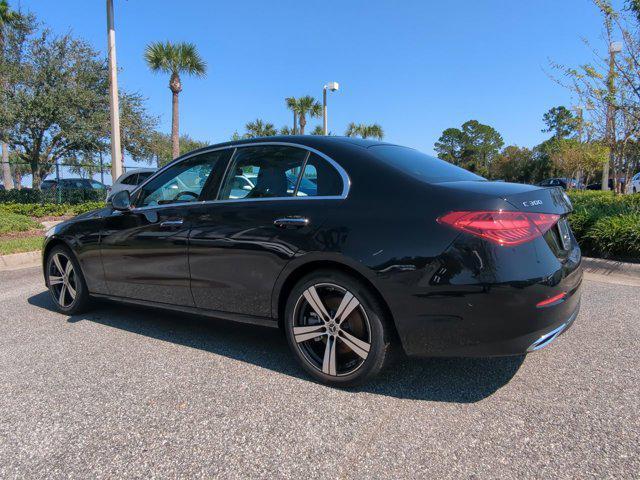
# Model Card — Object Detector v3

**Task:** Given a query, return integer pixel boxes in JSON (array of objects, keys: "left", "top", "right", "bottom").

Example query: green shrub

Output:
[
  {"left": 587, "top": 214, "right": 640, "bottom": 259},
  {"left": 0, "top": 211, "right": 42, "bottom": 234},
  {"left": 0, "top": 188, "right": 105, "bottom": 204},
  {"left": 0, "top": 201, "right": 105, "bottom": 217}
]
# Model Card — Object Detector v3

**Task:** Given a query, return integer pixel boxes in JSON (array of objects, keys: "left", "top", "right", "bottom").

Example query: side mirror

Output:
[{"left": 111, "top": 189, "right": 131, "bottom": 211}]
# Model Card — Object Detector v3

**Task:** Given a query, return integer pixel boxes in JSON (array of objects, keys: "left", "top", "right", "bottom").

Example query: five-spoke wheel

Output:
[{"left": 285, "top": 271, "right": 391, "bottom": 386}]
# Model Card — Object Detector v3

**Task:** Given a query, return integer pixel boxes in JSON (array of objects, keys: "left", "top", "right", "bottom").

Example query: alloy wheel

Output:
[
  {"left": 292, "top": 283, "right": 371, "bottom": 377},
  {"left": 48, "top": 253, "right": 77, "bottom": 308}
]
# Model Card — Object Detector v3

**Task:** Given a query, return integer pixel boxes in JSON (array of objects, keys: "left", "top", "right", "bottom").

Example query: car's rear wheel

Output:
[
  {"left": 45, "top": 245, "right": 92, "bottom": 315},
  {"left": 284, "top": 270, "right": 391, "bottom": 386}
]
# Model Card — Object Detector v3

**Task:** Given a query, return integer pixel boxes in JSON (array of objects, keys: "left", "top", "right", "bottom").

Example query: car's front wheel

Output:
[
  {"left": 45, "top": 245, "right": 92, "bottom": 315},
  {"left": 284, "top": 270, "right": 391, "bottom": 386}
]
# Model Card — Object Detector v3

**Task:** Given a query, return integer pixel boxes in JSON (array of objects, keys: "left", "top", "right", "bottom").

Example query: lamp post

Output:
[
  {"left": 602, "top": 41, "right": 622, "bottom": 191},
  {"left": 106, "top": 0, "right": 123, "bottom": 183},
  {"left": 322, "top": 82, "right": 340, "bottom": 135}
]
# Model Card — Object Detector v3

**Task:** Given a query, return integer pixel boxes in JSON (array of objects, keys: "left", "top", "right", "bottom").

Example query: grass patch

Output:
[
  {"left": 0, "top": 211, "right": 42, "bottom": 234},
  {"left": 0, "top": 236, "right": 43, "bottom": 255}
]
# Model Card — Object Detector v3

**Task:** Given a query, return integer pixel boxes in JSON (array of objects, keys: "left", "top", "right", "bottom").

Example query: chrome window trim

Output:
[{"left": 128, "top": 141, "right": 350, "bottom": 212}]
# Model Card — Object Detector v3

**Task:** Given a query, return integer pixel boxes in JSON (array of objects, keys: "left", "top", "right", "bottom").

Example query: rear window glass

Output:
[{"left": 369, "top": 145, "right": 484, "bottom": 183}]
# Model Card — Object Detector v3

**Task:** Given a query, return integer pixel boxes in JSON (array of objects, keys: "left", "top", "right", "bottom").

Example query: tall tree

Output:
[
  {"left": 1, "top": 30, "right": 109, "bottom": 188},
  {"left": 434, "top": 120, "right": 504, "bottom": 175},
  {"left": 542, "top": 106, "right": 579, "bottom": 138},
  {"left": 149, "top": 132, "right": 208, "bottom": 167},
  {"left": 119, "top": 91, "right": 159, "bottom": 163},
  {"left": 293, "top": 95, "right": 321, "bottom": 134},
  {"left": 144, "top": 41, "right": 206, "bottom": 159},
  {"left": 285, "top": 97, "right": 298, "bottom": 134},
  {"left": 492, "top": 146, "right": 535, "bottom": 183},
  {"left": 0, "top": 0, "right": 21, "bottom": 189},
  {"left": 345, "top": 122, "right": 384, "bottom": 139}
]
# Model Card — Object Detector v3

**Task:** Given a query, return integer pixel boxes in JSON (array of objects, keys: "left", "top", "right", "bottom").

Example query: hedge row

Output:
[
  {"left": 567, "top": 191, "right": 640, "bottom": 260},
  {"left": 0, "top": 188, "right": 105, "bottom": 204},
  {"left": 0, "top": 201, "right": 105, "bottom": 217}
]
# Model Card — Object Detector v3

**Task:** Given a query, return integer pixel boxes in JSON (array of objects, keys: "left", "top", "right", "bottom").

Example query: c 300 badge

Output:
[{"left": 522, "top": 200, "right": 543, "bottom": 207}]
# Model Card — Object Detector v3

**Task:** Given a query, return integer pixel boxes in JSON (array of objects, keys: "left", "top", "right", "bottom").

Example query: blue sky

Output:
[{"left": 21, "top": 0, "right": 610, "bottom": 168}]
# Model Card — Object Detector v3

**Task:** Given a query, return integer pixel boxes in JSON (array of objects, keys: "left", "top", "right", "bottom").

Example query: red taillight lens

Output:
[{"left": 437, "top": 211, "right": 560, "bottom": 246}]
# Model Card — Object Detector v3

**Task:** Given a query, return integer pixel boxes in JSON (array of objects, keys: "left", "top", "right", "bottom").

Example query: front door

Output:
[{"left": 100, "top": 149, "right": 231, "bottom": 305}]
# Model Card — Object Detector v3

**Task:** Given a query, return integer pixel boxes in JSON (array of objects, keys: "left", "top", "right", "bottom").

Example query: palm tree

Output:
[
  {"left": 311, "top": 125, "right": 324, "bottom": 135},
  {"left": 144, "top": 41, "right": 206, "bottom": 159},
  {"left": 0, "top": 0, "right": 19, "bottom": 190},
  {"left": 244, "top": 119, "right": 277, "bottom": 138},
  {"left": 285, "top": 97, "right": 298, "bottom": 135},
  {"left": 294, "top": 95, "right": 322, "bottom": 135},
  {"left": 279, "top": 126, "right": 293, "bottom": 135},
  {"left": 345, "top": 122, "right": 384, "bottom": 140}
]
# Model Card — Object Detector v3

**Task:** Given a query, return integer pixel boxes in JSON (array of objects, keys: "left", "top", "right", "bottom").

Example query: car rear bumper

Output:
[{"left": 383, "top": 237, "right": 583, "bottom": 358}]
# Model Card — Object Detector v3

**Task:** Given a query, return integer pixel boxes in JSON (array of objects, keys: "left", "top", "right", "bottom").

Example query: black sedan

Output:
[{"left": 42, "top": 137, "right": 582, "bottom": 386}]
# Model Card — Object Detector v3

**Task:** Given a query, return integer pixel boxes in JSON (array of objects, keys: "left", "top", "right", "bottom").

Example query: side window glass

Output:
[
  {"left": 219, "top": 146, "right": 308, "bottom": 200},
  {"left": 137, "top": 172, "right": 154, "bottom": 184},
  {"left": 121, "top": 174, "right": 138, "bottom": 185},
  {"left": 136, "top": 151, "right": 223, "bottom": 207},
  {"left": 296, "top": 153, "right": 343, "bottom": 197}
]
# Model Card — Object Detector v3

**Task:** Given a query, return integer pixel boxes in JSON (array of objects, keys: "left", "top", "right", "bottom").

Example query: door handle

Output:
[
  {"left": 160, "top": 219, "right": 184, "bottom": 228},
  {"left": 274, "top": 217, "right": 310, "bottom": 228}
]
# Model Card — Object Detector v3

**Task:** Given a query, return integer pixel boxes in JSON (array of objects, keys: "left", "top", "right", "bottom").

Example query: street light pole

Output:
[
  {"left": 106, "top": 0, "right": 123, "bottom": 184},
  {"left": 322, "top": 82, "right": 340, "bottom": 135},
  {"left": 602, "top": 41, "right": 622, "bottom": 191}
]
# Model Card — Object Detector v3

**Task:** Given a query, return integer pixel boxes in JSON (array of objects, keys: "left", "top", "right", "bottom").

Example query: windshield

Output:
[{"left": 369, "top": 145, "right": 485, "bottom": 183}]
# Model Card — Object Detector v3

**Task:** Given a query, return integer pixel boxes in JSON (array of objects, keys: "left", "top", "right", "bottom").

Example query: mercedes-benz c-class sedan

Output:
[{"left": 42, "top": 136, "right": 582, "bottom": 386}]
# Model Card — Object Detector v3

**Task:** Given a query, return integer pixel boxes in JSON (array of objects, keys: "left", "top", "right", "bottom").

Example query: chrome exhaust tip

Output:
[{"left": 527, "top": 323, "right": 567, "bottom": 352}]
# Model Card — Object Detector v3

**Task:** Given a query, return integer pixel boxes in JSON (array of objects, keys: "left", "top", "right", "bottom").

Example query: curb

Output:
[
  {"left": 581, "top": 256, "right": 640, "bottom": 287},
  {"left": 0, "top": 250, "right": 41, "bottom": 271},
  {"left": 581, "top": 256, "right": 640, "bottom": 277}
]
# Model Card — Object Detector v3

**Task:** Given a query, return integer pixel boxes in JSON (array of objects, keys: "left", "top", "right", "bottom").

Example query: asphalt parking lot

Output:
[{"left": 0, "top": 266, "right": 638, "bottom": 479}]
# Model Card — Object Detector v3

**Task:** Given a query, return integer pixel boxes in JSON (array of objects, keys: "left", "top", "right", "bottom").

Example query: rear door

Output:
[{"left": 188, "top": 145, "right": 346, "bottom": 317}]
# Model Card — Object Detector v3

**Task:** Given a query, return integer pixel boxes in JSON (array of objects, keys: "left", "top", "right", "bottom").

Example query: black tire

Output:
[
  {"left": 284, "top": 269, "right": 392, "bottom": 387},
  {"left": 45, "top": 245, "right": 92, "bottom": 315}
]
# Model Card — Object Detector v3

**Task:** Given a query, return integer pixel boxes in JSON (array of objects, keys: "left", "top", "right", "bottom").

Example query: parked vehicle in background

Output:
[
  {"left": 42, "top": 136, "right": 582, "bottom": 387},
  {"left": 586, "top": 179, "right": 615, "bottom": 191},
  {"left": 41, "top": 178, "right": 108, "bottom": 192},
  {"left": 627, "top": 172, "right": 640, "bottom": 193},
  {"left": 537, "top": 178, "right": 583, "bottom": 190},
  {"left": 108, "top": 168, "right": 157, "bottom": 201}
]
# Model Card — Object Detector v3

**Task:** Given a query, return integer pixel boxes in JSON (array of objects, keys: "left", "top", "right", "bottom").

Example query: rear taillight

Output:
[{"left": 437, "top": 211, "right": 560, "bottom": 246}]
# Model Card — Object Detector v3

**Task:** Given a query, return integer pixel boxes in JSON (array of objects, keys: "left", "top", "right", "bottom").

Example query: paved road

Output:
[{"left": 0, "top": 267, "right": 638, "bottom": 479}]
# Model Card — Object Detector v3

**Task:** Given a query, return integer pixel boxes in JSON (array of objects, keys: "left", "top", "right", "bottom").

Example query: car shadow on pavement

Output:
[{"left": 28, "top": 291, "right": 524, "bottom": 403}]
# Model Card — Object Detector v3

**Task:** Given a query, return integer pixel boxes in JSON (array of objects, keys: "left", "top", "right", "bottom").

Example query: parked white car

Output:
[
  {"left": 628, "top": 172, "right": 640, "bottom": 194},
  {"left": 107, "top": 168, "right": 157, "bottom": 201}
]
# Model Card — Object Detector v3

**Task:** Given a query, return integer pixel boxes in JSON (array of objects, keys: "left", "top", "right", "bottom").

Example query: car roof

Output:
[{"left": 184, "top": 135, "right": 397, "bottom": 157}]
